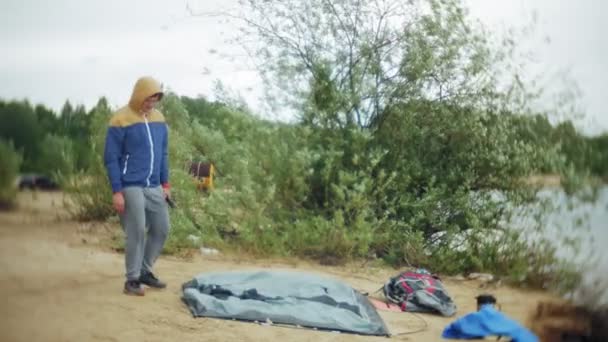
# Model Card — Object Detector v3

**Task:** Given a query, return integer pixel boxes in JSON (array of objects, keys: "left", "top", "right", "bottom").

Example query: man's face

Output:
[{"left": 141, "top": 94, "right": 160, "bottom": 114}]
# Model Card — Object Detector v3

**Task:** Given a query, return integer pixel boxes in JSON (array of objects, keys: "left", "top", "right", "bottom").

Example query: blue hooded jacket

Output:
[
  {"left": 442, "top": 304, "right": 538, "bottom": 342},
  {"left": 103, "top": 76, "right": 169, "bottom": 193}
]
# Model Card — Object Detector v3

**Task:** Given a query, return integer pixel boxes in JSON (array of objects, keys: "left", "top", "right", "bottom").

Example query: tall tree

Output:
[
  {"left": 35, "top": 104, "right": 60, "bottom": 133},
  {"left": 0, "top": 100, "right": 44, "bottom": 171},
  {"left": 201, "top": 0, "right": 541, "bottom": 131}
]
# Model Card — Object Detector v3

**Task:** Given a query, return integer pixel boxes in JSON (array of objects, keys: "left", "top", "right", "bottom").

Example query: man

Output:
[{"left": 103, "top": 76, "right": 171, "bottom": 296}]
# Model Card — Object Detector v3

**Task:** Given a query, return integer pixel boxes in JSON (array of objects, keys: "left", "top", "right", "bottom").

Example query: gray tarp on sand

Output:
[{"left": 181, "top": 270, "right": 390, "bottom": 336}]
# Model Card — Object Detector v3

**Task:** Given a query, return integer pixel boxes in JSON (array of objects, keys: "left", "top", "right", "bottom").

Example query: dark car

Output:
[{"left": 18, "top": 174, "right": 60, "bottom": 191}]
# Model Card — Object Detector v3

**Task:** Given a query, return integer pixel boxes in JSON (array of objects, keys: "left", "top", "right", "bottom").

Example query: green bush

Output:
[
  {"left": 37, "top": 134, "right": 75, "bottom": 185},
  {"left": 0, "top": 139, "right": 22, "bottom": 209},
  {"left": 62, "top": 99, "right": 114, "bottom": 221}
]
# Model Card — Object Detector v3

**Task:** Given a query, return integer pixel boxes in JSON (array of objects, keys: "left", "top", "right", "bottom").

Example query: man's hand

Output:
[
  {"left": 162, "top": 187, "right": 171, "bottom": 199},
  {"left": 112, "top": 192, "right": 125, "bottom": 214}
]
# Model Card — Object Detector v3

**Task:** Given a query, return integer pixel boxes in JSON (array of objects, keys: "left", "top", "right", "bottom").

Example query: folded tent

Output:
[{"left": 181, "top": 270, "right": 390, "bottom": 336}]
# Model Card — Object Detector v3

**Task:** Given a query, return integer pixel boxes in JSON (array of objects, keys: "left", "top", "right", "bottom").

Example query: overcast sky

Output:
[{"left": 1, "top": 0, "right": 606, "bottom": 134}]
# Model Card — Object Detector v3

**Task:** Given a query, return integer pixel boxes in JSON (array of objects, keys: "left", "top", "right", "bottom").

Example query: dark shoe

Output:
[
  {"left": 139, "top": 271, "right": 167, "bottom": 289},
  {"left": 124, "top": 280, "right": 145, "bottom": 296}
]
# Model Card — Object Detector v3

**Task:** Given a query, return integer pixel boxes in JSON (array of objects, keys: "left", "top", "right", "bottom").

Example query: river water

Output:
[
  {"left": 532, "top": 186, "right": 608, "bottom": 267},
  {"left": 514, "top": 185, "right": 608, "bottom": 305}
]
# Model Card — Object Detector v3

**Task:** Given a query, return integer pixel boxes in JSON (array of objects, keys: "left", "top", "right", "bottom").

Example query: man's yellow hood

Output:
[{"left": 128, "top": 76, "right": 163, "bottom": 112}]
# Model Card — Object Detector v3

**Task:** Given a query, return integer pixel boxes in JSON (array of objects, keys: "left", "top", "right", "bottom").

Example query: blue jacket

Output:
[
  {"left": 442, "top": 304, "right": 538, "bottom": 342},
  {"left": 103, "top": 77, "right": 169, "bottom": 193}
]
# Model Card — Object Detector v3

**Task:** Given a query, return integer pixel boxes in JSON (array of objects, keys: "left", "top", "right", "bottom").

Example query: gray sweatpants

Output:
[{"left": 119, "top": 186, "right": 170, "bottom": 281}]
